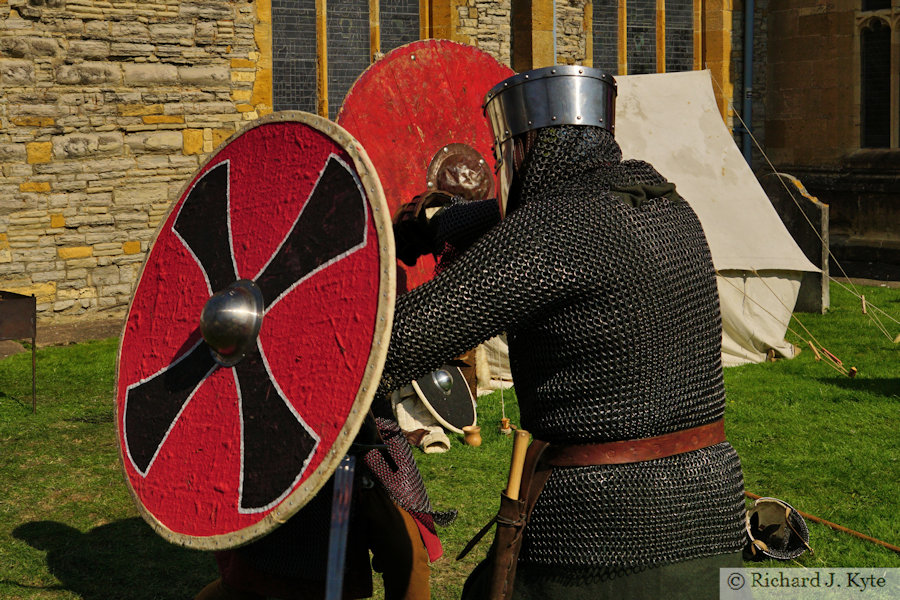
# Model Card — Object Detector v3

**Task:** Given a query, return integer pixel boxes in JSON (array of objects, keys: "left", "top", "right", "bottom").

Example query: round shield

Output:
[
  {"left": 115, "top": 112, "right": 394, "bottom": 549},
  {"left": 336, "top": 39, "right": 513, "bottom": 292},
  {"left": 411, "top": 365, "right": 476, "bottom": 435}
]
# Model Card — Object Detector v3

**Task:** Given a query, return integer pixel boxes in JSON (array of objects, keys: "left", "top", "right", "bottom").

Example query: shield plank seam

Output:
[{"left": 122, "top": 152, "right": 370, "bottom": 513}]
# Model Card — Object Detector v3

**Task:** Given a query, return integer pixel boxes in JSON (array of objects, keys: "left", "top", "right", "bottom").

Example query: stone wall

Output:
[
  {"left": 0, "top": 0, "right": 742, "bottom": 326},
  {"left": 452, "top": 0, "right": 512, "bottom": 66},
  {"left": 763, "top": 0, "right": 856, "bottom": 168},
  {"left": 759, "top": 0, "right": 900, "bottom": 265},
  {"left": 0, "top": 0, "right": 272, "bottom": 323},
  {"left": 555, "top": 0, "right": 589, "bottom": 65},
  {"left": 450, "top": 0, "right": 588, "bottom": 68}
]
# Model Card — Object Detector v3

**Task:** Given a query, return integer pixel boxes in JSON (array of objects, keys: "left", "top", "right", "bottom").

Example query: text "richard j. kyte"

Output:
[{"left": 752, "top": 571, "right": 887, "bottom": 591}]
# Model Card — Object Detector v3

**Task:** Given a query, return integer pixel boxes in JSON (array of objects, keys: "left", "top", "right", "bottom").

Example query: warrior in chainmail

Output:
[{"left": 379, "top": 66, "right": 747, "bottom": 598}]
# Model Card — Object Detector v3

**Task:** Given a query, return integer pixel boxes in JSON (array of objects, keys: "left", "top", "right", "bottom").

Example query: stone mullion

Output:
[
  {"left": 584, "top": 1, "right": 594, "bottom": 67},
  {"left": 317, "top": 0, "right": 329, "bottom": 118},
  {"left": 370, "top": 0, "right": 381, "bottom": 61},
  {"left": 618, "top": 0, "right": 628, "bottom": 73},
  {"left": 656, "top": 0, "right": 666, "bottom": 72}
]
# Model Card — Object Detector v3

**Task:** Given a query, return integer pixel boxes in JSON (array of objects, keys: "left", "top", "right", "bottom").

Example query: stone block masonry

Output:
[
  {"left": 443, "top": 0, "right": 586, "bottom": 78},
  {"left": 0, "top": 0, "right": 273, "bottom": 323}
]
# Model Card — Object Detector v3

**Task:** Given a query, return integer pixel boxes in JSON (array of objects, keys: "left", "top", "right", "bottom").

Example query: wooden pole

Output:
[{"left": 807, "top": 340, "right": 822, "bottom": 361}]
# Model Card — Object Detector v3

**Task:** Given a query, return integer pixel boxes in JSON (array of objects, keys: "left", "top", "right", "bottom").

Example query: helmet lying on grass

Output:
[{"left": 744, "top": 496, "right": 811, "bottom": 561}]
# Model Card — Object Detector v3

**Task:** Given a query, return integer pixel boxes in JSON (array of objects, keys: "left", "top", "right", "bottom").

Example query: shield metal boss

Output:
[
  {"left": 115, "top": 112, "right": 394, "bottom": 549},
  {"left": 337, "top": 39, "right": 513, "bottom": 292},
  {"left": 411, "top": 365, "right": 476, "bottom": 434}
]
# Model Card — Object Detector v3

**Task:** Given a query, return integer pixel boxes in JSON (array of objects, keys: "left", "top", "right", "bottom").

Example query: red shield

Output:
[
  {"left": 115, "top": 113, "right": 394, "bottom": 549},
  {"left": 337, "top": 39, "right": 513, "bottom": 291}
]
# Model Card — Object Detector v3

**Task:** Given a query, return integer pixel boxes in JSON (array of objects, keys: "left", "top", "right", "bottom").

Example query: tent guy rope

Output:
[{"left": 707, "top": 70, "right": 900, "bottom": 348}]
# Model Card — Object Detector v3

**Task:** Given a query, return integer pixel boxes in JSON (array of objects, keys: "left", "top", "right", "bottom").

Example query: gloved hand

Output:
[{"left": 392, "top": 191, "right": 455, "bottom": 266}]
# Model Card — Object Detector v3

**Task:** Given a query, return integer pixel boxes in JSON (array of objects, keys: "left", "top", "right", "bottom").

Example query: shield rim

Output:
[{"left": 115, "top": 111, "right": 395, "bottom": 550}]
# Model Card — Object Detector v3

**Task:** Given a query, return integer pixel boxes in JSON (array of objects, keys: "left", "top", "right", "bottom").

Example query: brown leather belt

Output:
[{"left": 543, "top": 419, "right": 725, "bottom": 466}]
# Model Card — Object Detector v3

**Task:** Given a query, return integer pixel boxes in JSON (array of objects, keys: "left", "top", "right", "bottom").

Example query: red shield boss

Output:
[
  {"left": 337, "top": 39, "right": 514, "bottom": 291},
  {"left": 116, "top": 113, "right": 394, "bottom": 549}
]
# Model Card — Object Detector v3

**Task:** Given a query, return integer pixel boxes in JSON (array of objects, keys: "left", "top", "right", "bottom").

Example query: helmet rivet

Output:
[
  {"left": 577, "top": 115, "right": 582, "bottom": 120},
  {"left": 551, "top": 116, "right": 557, "bottom": 121}
]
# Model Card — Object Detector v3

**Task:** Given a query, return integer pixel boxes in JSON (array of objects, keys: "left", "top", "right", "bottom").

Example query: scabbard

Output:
[
  {"left": 486, "top": 440, "right": 551, "bottom": 600},
  {"left": 485, "top": 491, "right": 526, "bottom": 599}
]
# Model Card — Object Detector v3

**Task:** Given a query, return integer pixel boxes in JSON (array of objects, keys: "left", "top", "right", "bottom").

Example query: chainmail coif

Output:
[{"left": 379, "top": 125, "right": 746, "bottom": 579}]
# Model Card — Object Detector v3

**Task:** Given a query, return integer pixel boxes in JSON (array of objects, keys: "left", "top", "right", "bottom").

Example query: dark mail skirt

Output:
[{"left": 462, "top": 551, "right": 744, "bottom": 600}]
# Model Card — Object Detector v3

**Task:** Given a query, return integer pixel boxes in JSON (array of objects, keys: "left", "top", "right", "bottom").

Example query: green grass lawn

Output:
[{"left": 0, "top": 282, "right": 898, "bottom": 599}]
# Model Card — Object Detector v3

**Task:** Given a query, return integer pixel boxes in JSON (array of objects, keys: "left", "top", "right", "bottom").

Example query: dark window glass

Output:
[
  {"left": 860, "top": 19, "right": 891, "bottom": 147},
  {"left": 381, "top": 0, "right": 419, "bottom": 55},
  {"left": 861, "top": 0, "right": 890, "bottom": 11},
  {"left": 327, "top": 0, "right": 370, "bottom": 119},
  {"left": 272, "top": 0, "right": 317, "bottom": 112},
  {"left": 627, "top": 0, "right": 656, "bottom": 74},
  {"left": 593, "top": 0, "right": 619, "bottom": 74},
  {"left": 665, "top": 0, "right": 693, "bottom": 72}
]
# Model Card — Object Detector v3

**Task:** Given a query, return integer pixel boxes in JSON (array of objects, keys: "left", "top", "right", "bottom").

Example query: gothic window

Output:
[
  {"left": 271, "top": 1, "right": 420, "bottom": 118},
  {"left": 593, "top": 0, "right": 695, "bottom": 75},
  {"left": 593, "top": 0, "right": 619, "bottom": 72},
  {"left": 272, "top": 0, "right": 317, "bottom": 113},
  {"left": 627, "top": 0, "right": 657, "bottom": 73},
  {"left": 665, "top": 0, "right": 694, "bottom": 72},
  {"left": 857, "top": 3, "right": 897, "bottom": 148},
  {"left": 381, "top": 0, "right": 420, "bottom": 55},
  {"left": 326, "top": 0, "right": 370, "bottom": 119}
]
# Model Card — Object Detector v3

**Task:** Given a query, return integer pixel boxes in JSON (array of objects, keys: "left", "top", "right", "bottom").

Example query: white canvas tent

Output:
[
  {"left": 614, "top": 70, "right": 818, "bottom": 366},
  {"left": 475, "top": 69, "right": 819, "bottom": 392}
]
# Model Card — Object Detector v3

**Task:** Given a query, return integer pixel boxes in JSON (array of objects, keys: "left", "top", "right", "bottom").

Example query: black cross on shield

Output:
[{"left": 122, "top": 155, "right": 368, "bottom": 512}]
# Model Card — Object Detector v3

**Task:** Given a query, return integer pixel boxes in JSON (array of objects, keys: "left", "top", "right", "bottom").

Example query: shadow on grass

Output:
[
  {"left": 12, "top": 518, "right": 216, "bottom": 600},
  {"left": 819, "top": 377, "right": 900, "bottom": 398},
  {"left": 0, "top": 390, "right": 31, "bottom": 412}
]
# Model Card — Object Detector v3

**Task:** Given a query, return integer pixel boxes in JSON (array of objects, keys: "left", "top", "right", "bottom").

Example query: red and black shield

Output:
[
  {"left": 337, "top": 39, "right": 513, "bottom": 291},
  {"left": 115, "top": 113, "right": 394, "bottom": 549}
]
